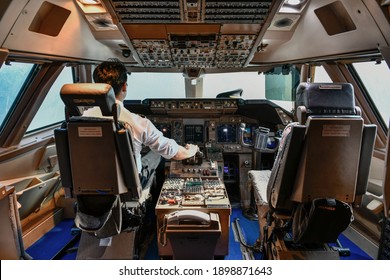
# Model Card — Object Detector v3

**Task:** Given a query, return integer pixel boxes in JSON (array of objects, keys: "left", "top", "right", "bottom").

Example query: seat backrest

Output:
[
  {"left": 267, "top": 82, "right": 376, "bottom": 244},
  {"left": 267, "top": 122, "right": 306, "bottom": 212},
  {"left": 292, "top": 83, "right": 375, "bottom": 204},
  {"left": 54, "top": 83, "right": 143, "bottom": 238},
  {"left": 291, "top": 115, "right": 364, "bottom": 203},
  {"left": 55, "top": 83, "right": 142, "bottom": 199}
]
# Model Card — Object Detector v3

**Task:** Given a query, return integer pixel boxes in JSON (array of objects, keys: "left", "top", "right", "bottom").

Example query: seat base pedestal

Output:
[{"left": 76, "top": 230, "right": 137, "bottom": 260}]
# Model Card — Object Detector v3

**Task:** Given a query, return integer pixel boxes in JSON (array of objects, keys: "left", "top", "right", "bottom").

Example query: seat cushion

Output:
[{"left": 248, "top": 170, "right": 271, "bottom": 206}]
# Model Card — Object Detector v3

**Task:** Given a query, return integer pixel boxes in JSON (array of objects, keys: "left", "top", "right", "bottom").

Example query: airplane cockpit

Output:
[{"left": 0, "top": 0, "right": 390, "bottom": 268}]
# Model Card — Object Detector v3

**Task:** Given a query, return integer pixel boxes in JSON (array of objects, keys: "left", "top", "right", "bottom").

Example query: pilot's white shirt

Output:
[{"left": 83, "top": 101, "right": 179, "bottom": 172}]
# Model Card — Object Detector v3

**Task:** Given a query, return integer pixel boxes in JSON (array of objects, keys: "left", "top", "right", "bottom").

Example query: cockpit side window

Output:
[
  {"left": 352, "top": 61, "right": 390, "bottom": 129},
  {"left": 312, "top": 65, "right": 332, "bottom": 82},
  {"left": 26, "top": 66, "right": 73, "bottom": 132},
  {"left": 0, "top": 62, "right": 35, "bottom": 134}
]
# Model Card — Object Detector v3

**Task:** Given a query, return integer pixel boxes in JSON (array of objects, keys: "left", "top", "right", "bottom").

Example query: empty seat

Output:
[{"left": 251, "top": 82, "right": 376, "bottom": 259}]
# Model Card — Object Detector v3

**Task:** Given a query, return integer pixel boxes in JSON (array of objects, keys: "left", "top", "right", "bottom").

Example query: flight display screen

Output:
[
  {"left": 185, "top": 125, "right": 204, "bottom": 143},
  {"left": 242, "top": 124, "right": 257, "bottom": 145},
  {"left": 217, "top": 124, "right": 237, "bottom": 143}
]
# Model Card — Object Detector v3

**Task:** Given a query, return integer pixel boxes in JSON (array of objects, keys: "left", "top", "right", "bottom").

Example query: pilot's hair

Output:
[{"left": 93, "top": 60, "right": 128, "bottom": 96}]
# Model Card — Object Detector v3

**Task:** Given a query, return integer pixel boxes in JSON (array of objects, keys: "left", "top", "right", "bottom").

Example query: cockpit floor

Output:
[{"left": 25, "top": 208, "right": 372, "bottom": 260}]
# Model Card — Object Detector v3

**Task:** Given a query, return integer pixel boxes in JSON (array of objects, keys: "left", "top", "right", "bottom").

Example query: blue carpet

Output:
[
  {"left": 337, "top": 234, "right": 372, "bottom": 260},
  {"left": 26, "top": 209, "right": 372, "bottom": 260},
  {"left": 26, "top": 219, "right": 78, "bottom": 260},
  {"left": 224, "top": 207, "right": 262, "bottom": 260}
]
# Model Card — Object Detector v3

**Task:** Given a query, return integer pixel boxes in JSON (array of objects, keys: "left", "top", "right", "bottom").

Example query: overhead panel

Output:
[
  {"left": 111, "top": 0, "right": 182, "bottom": 23},
  {"left": 107, "top": 0, "right": 276, "bottom": 69},
  {"left": 170, "top": 34, "right": 217, "bottom": 68},
  {"left": 204, "top": 0, "right": 272, "bottom": 23},
  {"left": 216, "top": 34, "right": 257, "bottom": 68},
  {"left": 132, "top": 39, "right": 173, "bottom": 67}
]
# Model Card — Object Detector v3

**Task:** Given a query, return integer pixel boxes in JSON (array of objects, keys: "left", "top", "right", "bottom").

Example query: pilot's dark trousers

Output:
[
  {"left": 140, "top": 151, "right": 165, "bottom": 237},
  {"left": 140, "top": 150, "right": 166, "bottom": 203}
]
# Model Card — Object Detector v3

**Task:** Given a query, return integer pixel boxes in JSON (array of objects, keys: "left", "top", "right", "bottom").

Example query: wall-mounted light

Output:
[
  {"left": 76, "top": 0, "right": 106, "bottom": 13},
  {"left": 280, "top": 0, "right": 309, "bottom": 13},
  {"left": 78, "top": 0, "right": 101, "bottom": 5},
  {"left": 284, "top": 0, "right": 305, "bottom": 5}
]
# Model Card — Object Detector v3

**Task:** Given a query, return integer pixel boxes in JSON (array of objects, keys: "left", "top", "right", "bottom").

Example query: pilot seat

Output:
[
  {"left": 248, "top": 82, "right": 377, "bottom": 259},
  {"left": 54, "top": 83, "right": 152, "bottom": 259}
]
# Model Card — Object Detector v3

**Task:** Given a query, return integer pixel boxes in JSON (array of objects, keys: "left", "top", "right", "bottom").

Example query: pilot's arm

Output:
[
  {"left": 172, "top": 144, "right": 199, "bottom": 160},
  {"left": 135, "top": 116, "right": 199, "bottom": 161}
]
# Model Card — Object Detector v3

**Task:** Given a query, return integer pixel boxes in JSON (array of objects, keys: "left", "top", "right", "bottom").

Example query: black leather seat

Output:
[{"left": 251, "top": 82, "right": 376, "bottom": 259}]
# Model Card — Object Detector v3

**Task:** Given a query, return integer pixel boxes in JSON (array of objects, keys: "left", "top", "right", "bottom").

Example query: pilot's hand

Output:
[{"left": 185, "top": 144, "right": 199, "bottom": 158}]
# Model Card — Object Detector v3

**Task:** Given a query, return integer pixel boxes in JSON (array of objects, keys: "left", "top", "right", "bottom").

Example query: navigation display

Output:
[{"left": 217, "top": 124, "right": 237, "bottom": 143}]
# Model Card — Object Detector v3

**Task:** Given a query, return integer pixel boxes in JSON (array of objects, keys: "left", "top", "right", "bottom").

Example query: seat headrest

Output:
[
  {"left": 60, "top": 83, "right": 116, "bottom": 117},
  {"left": 296, "top": 82, "right": 356, "bottom": 115}
]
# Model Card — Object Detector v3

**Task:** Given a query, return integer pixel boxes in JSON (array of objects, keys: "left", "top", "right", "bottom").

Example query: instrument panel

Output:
[
  {"left": 217, "top": 124, "right": 237, "bottom": 144},
  {"left": 126, "top": 98, "right": 292, "bottom": 152},
  {"left": 148, "top": 99, "right": 238, "bottom": 113},
  {"left": 155, "top": 123, "right": 172, "bottom": 138},
  {"left": 150, "top": 117, "right": 258, "bottom": 153},
  {"left": 185, "top": 125, "right": 204, "bottom": 144},
  {"left": 128, "top": 98, "right": 286, "bottom": 209}
]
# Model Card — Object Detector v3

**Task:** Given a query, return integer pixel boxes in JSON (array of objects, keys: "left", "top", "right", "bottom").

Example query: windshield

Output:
[
  {"left": 125, "top": 71, "right": 296, "bottom": 112},
  {"left": 203, "top": 72, "right": 264, "bottom": 99},
  {"left": 127, "top": 72, "right": 185, "bottom": 99}
]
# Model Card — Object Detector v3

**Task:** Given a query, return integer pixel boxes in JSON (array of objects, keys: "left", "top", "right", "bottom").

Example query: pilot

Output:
[{"left": 83, "top": 60, "right": 199, "bottom": 190}]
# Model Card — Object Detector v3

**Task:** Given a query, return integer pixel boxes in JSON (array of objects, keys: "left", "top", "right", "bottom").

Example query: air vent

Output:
[
  {"left": 274, "top": 17, "right": 293, "bottom": 28},
  {"left": 85, "top": 14, "right": 118, "bottom": 31},
  {"left": 268, "top": 13, "right": 301, "bottom": 31}
]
